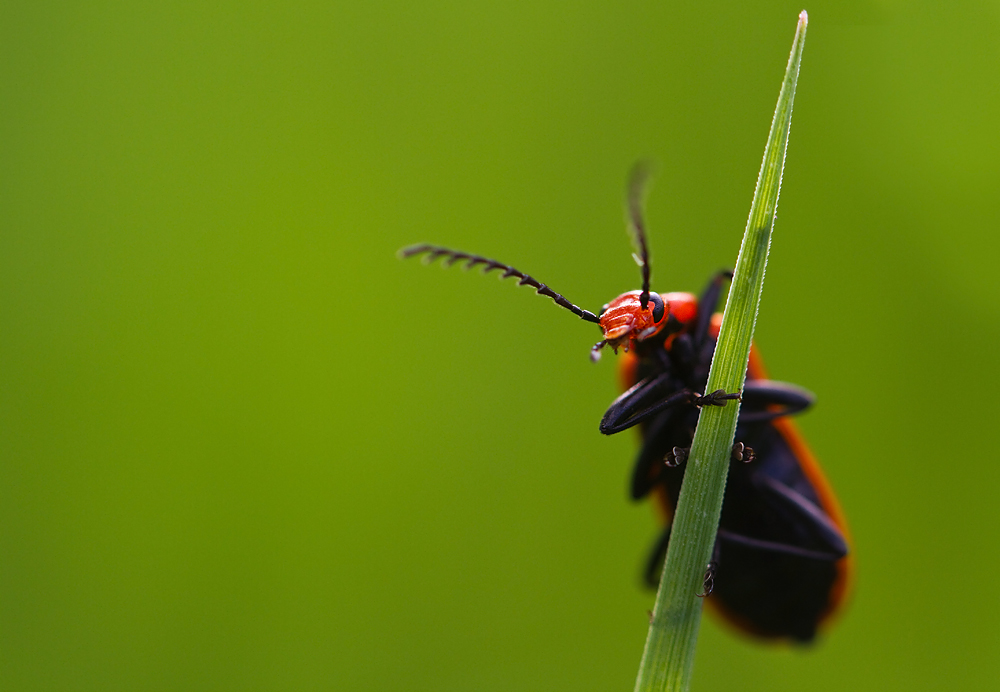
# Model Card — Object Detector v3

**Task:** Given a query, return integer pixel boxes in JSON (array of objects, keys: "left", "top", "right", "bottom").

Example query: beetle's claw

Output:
[
  {"left": 693, "top": 389, "right": 742, "bottom": 407},
  {"left": 696, "top": 561, "right": 717, "bottom": 598},
  {"left": 665, "top": 446, "right": 690, "bottom": 467},
  {"left": 731, "top": 442, "right": 756, "bottom": 463}
]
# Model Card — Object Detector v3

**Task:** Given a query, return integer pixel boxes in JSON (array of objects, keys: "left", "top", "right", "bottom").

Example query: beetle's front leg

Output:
[{"left": 693, "top": 389, "right": 741, "bottom": 407}]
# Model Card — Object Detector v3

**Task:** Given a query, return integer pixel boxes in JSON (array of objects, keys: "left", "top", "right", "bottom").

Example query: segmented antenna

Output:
[
  {"left": 626, "top": 161, "right": 655, "bottom": 310},
  {"left": 399, "top": 244, "right": 601, "bottom": 324}
]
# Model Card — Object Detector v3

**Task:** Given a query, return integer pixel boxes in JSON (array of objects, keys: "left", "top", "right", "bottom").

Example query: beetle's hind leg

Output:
[
  {"left": 643, "top": 528, "right": 723, "bottom": 597},
  {"left": 696, "top": 542, "right": 722, "bottom": 598},
  {"left": 643, "top": 526, "right": 672, "bottom": 588}
]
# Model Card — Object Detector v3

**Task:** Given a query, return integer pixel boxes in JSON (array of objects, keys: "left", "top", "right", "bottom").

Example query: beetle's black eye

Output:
[
  {"left": 648, "top": 293, "right": 665, "bottom": 322},
  {"left": 599, "top": 303, "right": 610, "bottom": 317}
]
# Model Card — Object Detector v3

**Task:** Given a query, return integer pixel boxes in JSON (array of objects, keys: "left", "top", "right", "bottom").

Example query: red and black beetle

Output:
[{"left": 401, "top": 165, "right": 851, "bottom": 642}]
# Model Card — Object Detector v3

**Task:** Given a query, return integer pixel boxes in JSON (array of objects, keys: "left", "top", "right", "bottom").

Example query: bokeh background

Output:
[{"left": 2, "top": 1, "right": 999, "bottom": 690}]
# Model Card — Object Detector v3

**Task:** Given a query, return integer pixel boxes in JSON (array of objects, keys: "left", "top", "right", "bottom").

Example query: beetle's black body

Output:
[
  {"left": 603, "top": 272, "right": 850, "bottom": 642},
  {"left": 401, "top": 164, "right": 850, "bottom": 643}
]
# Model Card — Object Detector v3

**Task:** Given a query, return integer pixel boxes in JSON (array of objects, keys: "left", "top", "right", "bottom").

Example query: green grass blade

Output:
[{"left": 633, "top": 11, "right": 809, "bottom": 692}]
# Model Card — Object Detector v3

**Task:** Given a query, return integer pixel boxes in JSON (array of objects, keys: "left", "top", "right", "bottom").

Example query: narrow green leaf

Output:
[{"left": 633, "top": 11, "right": 809, "bottom": 692}]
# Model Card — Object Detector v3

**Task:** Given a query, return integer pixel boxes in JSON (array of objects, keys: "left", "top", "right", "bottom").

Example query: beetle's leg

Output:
[
  {"left": 738, "top": 380, "right": 815, "bottom": 423},
  {"left": 590, "top": 340, "right": 608, "bottom": 362},
  {"left": 693, "top": 389, "right": 741, "bottom": 407},
  {"left": 731, "top": 442, "right": 756, "bottom": 463},
  {"left": 645, "top": 528, "right": 725, "bottom": 595},
  {"left": 664, "top": 446, "right": 689, "bottom": 467},
  {"left": 665, "top": 332, "right": 695, "bottom": 369},
  {"left": 603, "top": 377, "right": 741, "bottom": 435},
  {"left": 663, "top": 441, "right": 753, "bottom": 468},
  {"left": 716, "top": 530, "right": 845, "bottom": 561},
  {"left": 714, "top": 476, "right": 847, "bottom": 561},
  {"left": 643, "top": 525, "right": 672, "bottom": 588},
  {"left": 603, "top": 384, "right": 735, "bottom": 438},
  {"left": 662, "top": 441, "right": 755, "bottom": 469},
  {"left": 601, "top": 374, "right": 702, "bottom": 434},
  {"left": 693, "top": 270, "right": 733, "bottom": 348},
  {"left": 751, "top": 476, "right": 849, "bottom": 558},
  {"left": 635, "top": 441, "right": 752, "bottom": 501},
  {"left": 630, "top": 409, "right": 682, "bottom": 499},
  {"left": 696, "top": 563, "right": 716, "bottom": 598},
  {"left": 696, "top": 542, "right": 721, "bottom": 597}
]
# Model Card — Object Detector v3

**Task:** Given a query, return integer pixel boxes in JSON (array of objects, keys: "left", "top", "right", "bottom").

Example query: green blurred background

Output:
[{"left": 2, "top": 1, "right": 999, "bottom": 689}]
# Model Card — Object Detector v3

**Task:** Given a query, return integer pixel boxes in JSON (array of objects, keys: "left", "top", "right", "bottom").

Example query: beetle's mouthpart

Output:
[
  {"left": 591, "top": 334, "right": 632, "bottom": 362},
  {"left": 590, "top": 340, "right": 607, "bottom": 362}
]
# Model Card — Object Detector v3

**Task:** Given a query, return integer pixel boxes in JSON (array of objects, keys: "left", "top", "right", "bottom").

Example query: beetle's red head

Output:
[
  {"left": 591, "top": 290, "right": 699, "bottom": 361},
  {"left": 599, "top": 291, "right": 666, "bottom": 344}
]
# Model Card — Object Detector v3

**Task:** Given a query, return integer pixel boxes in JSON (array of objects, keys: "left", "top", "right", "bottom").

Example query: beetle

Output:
[{"left": 400, "top": 164, "right": 851, "bottom": 642}]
